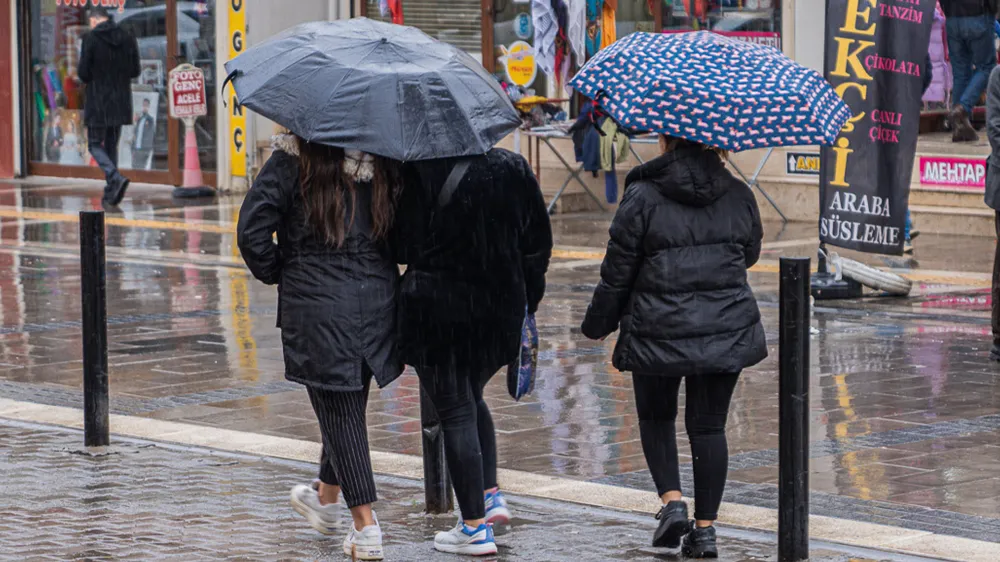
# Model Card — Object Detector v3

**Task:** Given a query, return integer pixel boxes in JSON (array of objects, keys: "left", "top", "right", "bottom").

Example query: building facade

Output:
[{"left": 0, "top": 0, "right": 810, "bottom": 184}]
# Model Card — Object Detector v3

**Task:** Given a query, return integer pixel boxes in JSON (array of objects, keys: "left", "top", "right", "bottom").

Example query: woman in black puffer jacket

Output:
[
  {"left": 581, "top": 136, "right": 767, "bottom": 559},
  {"left": 238, "top": 133, "right": 402, "bottom": 560}
]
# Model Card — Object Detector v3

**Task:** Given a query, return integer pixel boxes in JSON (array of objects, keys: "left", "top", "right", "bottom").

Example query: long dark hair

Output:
[{"left": 297, "top": 137, "right": 402, "bottom": 247}]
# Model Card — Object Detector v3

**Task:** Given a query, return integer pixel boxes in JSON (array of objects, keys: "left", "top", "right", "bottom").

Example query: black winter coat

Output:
[
  {"left": 393, "top": 148, "right": 553, "bottom": 376},
  {"left": 581, "top": 146, "right": 768, "bottom": 376},
  {"left": 237, "top": 136, "right": 402, "bottom": 391},
  {"left": 78, "top": 21, "right": 140, "bottom": 128}
]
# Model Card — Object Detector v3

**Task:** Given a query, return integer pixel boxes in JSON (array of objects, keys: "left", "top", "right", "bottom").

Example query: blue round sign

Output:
[{"left": 514, "top": 13, "right": 533, "bottom": 40}]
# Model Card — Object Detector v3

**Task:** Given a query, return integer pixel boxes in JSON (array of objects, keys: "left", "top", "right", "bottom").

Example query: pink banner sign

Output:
[
  {"left": 662, "top": 30, "right": 781, "bottom": 49},
  {"left": 918, "top": 156, "right": 986, "bottom": 191}
]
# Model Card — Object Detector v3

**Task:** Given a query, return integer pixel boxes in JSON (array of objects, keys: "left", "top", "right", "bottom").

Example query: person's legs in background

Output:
[
  {"left": 682, "top": 372, "right": 741, "bottom": 559},
  {"left": 632, "top": 373, "right": 688, "bottom": 548},
  {"left": 904, "top": 210, "right": 918, "bottom": 253},
  {"left": 947, "top": 17, "right": 980, "bottom": 142},
  {"left": 89, "top": 126, "right": 130, "bottom": 206},
  {"left": 418, "top": 367, "right": 497, "bottom": 556},
  {"left": 960, "top": 15, "right": 997, "bottom": 116},
  {"left": 87, "top": 126, "right": 116, "bottom": 184}
]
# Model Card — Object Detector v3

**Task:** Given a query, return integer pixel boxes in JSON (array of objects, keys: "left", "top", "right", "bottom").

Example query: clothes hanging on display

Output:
[
  {"left": 568, "top": 103, "right": 602, "bottom": 173},
  {"left": 605, "top": 161, "right": 618, "bottom": 204},
  {"left": 600, "top": 0, "right": 617, "bottom": 50},
  {"left": 923, "top": 2, "right": 951, "bottom": 105},
  {"left": 599, "top": 116, "right": 629, "bottom": 172},
  {"left": 551, "top": 0, "right": 571, "bottom": 90},
  {"left": 567, "top": 0, "right": 587, "bottom": 64},
  {"left": 600, "top": 115, "right": 628, "bottom": 204},
  {"left": 586, "top": 0, "right": 603, "bottom": 56},
  {"left": 388, "top": 0, "right": 404, "bottom": 25},
  {"left": 533, "top": 0, "right": 559, "bottom": 74}
]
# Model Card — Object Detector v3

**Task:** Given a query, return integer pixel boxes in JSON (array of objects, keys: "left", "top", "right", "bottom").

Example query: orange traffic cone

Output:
[{"left": 173, "top": 120, "right": 215, "bottom": 199}]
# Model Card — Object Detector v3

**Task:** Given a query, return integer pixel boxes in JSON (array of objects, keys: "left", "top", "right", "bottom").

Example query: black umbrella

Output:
[{"left": 223, "top": 18, "right": 520, "bottom": 161}]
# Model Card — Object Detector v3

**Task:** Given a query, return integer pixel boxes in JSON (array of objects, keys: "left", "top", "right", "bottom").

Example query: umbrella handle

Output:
[{"left": 221, "top": 69, "right": 243, "bottom": 109}]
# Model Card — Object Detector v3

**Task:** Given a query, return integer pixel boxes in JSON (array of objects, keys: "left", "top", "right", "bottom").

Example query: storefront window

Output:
[
  {"left": 175, "top": 0, "right": 217, "bottom": 171},
  {"left": 617, "top": 0, "right": 658, "bottom": 37},
  {"left": 492, "top": 1, "right": 655, "bottom": 101},
  {"left": 28, "top": 0, "right": 216, "bottom": 172},
  {"left": 662, "top": 0, "right": 781, "bottom": 49},
  {"left": 365, "top": 0, "right": 483, "bottom": 61}
]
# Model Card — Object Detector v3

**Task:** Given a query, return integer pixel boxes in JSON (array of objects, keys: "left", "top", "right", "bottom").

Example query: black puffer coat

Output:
[
  {"left": 581, "top": 145, "right": 768, "bottom": 376},
  {"left": 393, "top": 148, "right": 552, "bottom": 376},
  {"left": 237, "top": 135, "right": 402, "bottom": 391},
  {"left": 78, "top": 20, "right": 141, "bottom": 128}
]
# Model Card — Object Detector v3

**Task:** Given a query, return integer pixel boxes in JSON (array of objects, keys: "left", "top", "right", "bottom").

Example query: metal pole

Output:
[
  {"left": 419, "top": 386, "right": 454, "bottom": 513},
  {"left": 779, "top": 257, "right": 810, "bottom": 561},
  {"left": 80, "top": 211, "right": 109, "bottom": 447}
]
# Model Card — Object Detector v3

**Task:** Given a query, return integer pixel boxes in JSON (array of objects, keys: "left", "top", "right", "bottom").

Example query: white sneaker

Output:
[
  {"left": 343, "top": 513, "right": 384, "bottom": 561},
  {"left": 433, "top": 520, "right": 498, "bottom": 556},
  {"left": 484, "top": 489, "right": 512, "bottom": 526},
  {"left": 289, "top": 483, "right": 339, "bottom": 535}
]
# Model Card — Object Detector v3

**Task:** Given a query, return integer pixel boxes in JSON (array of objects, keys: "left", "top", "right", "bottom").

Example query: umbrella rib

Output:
[{"left": 318, "top": 41, "right": 389, "bottom": 127}]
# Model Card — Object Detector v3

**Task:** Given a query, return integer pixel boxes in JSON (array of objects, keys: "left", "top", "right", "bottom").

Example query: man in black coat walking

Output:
[{"left": 78, "top": 7, "right": 140, "bottom": 206}]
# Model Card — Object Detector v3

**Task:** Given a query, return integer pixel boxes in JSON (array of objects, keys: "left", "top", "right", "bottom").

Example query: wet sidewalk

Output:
[
  {"left": 0, "top": 419, "right": 922, "bottom": 562},
  {"left": 0, "top": 182, "right": 999, "bottom": 557}
]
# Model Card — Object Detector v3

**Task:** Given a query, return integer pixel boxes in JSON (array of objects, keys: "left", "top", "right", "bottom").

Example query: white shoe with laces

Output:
[
  {"left": 433, "top": 520, "right": 498, "bottom": 556},
  {"left": 289, "top": 482, "right": 339, "bottom": 535},
  {"left": 343, "top": 513, "right": 384, "bottom": 561}
]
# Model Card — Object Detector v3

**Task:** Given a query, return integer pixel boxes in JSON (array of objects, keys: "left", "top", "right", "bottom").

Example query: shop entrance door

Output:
[{"left": 24, "top": 0, "right": 216, "bottom": 186}]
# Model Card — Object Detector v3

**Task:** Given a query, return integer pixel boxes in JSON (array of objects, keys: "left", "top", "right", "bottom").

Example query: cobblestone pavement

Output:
[
  {"left": 0, "top": 420, "right": 919, "bottom": 561},
  {"left": 0, "top": 183, "right": 998, "bottom": 544}
]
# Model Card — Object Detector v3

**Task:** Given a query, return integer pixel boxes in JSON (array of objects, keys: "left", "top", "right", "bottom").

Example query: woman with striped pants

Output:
[{"left": 237, "top": 133, "right": 404, "bottom": 561}]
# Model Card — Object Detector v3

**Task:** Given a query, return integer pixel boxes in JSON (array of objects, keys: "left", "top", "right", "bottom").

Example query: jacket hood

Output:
[
  {"left": 624, "top": 145, "right": 732, "bottom": 207},
  {"left": 271, "top": 134, "right": 374, "bottom": 182},
  {"left": 91, "top": 20, "right": 129, "bottom": 47}
]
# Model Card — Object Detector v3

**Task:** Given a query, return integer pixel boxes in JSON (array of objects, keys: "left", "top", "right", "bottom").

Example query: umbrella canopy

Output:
[
  {"left": 224, "top": 18, "right": 520, "bottom": 161},
  {"left": 569, "top": 32, "right": 852, "bottom": 152}
]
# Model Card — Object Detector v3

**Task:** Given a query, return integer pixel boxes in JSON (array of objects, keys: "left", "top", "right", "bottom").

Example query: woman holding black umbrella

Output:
[
  {"left": 238, "top": 133, "right": 403, "bottom": 561},
  {"left": 226, "top": 17, "right": 527, "bottom": 560},
  {"left": 393, "top": 149, "right": 552, "bottom": 556}
]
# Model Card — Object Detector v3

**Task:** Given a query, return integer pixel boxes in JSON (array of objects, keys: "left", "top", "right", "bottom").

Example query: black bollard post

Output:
[
  {"left": 419, "top": 386, "right": 454, "bottom": 513},
  {"left": 779, "top": 257, "right": 810, "bottom": 561},
  {"left": 80, "top": 211, "right": 109, "bottom": 447}
]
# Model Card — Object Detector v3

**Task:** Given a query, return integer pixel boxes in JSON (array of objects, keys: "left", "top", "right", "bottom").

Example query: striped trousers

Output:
[{"left": 308, "top": 379, "right": 378, "bottom": 508}]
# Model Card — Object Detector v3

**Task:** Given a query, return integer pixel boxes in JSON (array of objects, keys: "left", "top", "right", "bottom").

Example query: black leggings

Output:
[
  {"left": 633, "top": 372, "right": 740, "bottom": 521},
  {"left": 309, "top": 377, "right": 378, "bottom": 509},
  {"left": 417, "top": 367, "right": 498, "bottom": 521}
]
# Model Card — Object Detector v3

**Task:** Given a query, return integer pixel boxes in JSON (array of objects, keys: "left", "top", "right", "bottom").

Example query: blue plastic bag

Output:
[{"left": 506, "top": 311, "right": 539, "bottom": 401}]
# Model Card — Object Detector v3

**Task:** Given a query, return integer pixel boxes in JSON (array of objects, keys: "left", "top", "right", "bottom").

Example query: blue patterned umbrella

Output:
[{"left": 569, "top": 31, "right": 852, "bottom": 152}]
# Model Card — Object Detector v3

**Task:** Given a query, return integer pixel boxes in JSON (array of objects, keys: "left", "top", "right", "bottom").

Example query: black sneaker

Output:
[
  {"left": 682, "top": 522, "right": 718, "bottom": 559},
  {"left": 990, "top": 344, "right": 1000, "bottom": 363},
  {"left": 104, "top": 174, "right": 130, "bottom": 207},
  {"left": 652, "top": 500, "right": 689, "bottom": 548}
]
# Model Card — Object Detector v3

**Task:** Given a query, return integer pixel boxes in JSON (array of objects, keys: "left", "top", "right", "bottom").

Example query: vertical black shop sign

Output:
[{"left": 820, "top": 0, "right": 936, "bottom": 255}]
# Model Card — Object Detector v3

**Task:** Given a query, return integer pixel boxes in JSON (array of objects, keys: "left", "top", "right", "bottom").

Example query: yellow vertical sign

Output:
[{"left": 228, "top": 0, "right": 247, "bottom": 177}]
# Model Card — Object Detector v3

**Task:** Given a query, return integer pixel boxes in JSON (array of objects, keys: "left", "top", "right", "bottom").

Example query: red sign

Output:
[
  {"left": 57, "top": 0, "right": 127, "bottom": 11},
  {"left": 168, "top": 64, "right": 208, "bottom": 119},
  {"left": 662, "top": 30, "right": 781, "bottom": 50},
  {"left": 918, "top": 156, "right": 986, "bottom": 191}
]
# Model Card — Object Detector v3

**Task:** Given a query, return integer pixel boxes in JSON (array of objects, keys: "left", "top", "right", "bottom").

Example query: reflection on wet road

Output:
[{"left": 0, "top": 181, "right": 998, "bottom": 542}]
